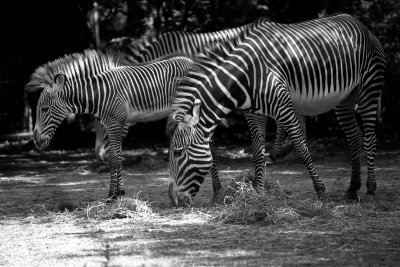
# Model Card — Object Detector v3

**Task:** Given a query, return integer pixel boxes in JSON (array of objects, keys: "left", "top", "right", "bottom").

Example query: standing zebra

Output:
[
  {"left": 95, "top": 25, "right": 252, "bottom": 161},
  {"left": 167, "top": 14, "right": 385, "bottom": 205},
  {"left": 96, "top": 23, "right": 297, "bottom": 201},
  {"left": 27, "top": 50, "right": 193, "bottom": 198}
]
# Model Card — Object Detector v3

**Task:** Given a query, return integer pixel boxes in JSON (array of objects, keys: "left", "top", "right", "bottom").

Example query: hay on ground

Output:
[
  {"left": 85, "top": 194, "right": 154, "bottom": 220},
  {"left": 213, "top": 170, "right": 333, "bottom": 225}
]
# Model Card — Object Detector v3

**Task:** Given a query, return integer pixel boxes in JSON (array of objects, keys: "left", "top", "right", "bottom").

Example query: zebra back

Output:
[{"left": 109, "top": 23, "right": 251, "bottom": 64}]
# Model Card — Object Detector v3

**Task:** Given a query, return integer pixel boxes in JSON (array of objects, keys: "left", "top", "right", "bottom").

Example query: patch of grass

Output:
[
  {"left": 212, "top": 170, "right": 400, "bottom": 227},
  {"left": 27, "top": 204, "right": 83, "bottom": 225},
  {"left": 85, "top": 194, "right": 154, "bottom": 220},
  {"left": 213, "top": 170, "right": 302, "bottom": 225}
]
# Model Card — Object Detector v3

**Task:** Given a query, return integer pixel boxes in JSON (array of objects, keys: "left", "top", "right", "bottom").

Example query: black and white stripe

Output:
[
  {"left": 168, "top": 14, "right": 386, "bottom": 202},
  {"left": 27, "top": 50, "right": 194, "bottom": 198}
]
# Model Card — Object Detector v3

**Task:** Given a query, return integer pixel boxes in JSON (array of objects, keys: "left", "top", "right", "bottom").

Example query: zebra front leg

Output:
[
  {"left": 106, "top": 124, "right": 125, "bottom": 199},
  {"left": 94, "top": 119, "right": 109, "bottom": 162},
  {"left": 282, "top": 114, "right": 326, "bottom": 200},
  {"left": 209, "top": 138, "right": 222, "bottom": 202},
  {"left": 245, "top": 113, "right": 267, "bottom": 191}
]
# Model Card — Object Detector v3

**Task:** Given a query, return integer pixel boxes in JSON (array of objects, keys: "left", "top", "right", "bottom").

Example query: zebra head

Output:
[
  {"left": 32, "top": 73, "right": 70, "bottom": 151},
  {"left": 168, "top": 99, "right": 213, "bottom": 206}
]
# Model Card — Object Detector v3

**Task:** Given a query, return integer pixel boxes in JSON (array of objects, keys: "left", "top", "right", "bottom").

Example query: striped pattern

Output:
[
  {"left": 110, "top": 26, "right": 249, "bottom": 64},
  {"left": 168, "top": 14, "right": 386, "bottom": 203},
  {"left": 97, "top": 26, "right": 249, "bottom": 162},
  {"left": 27, "top": 50, "right": 194, "bottom": 198},
  {"left": 92, "top": 25, "right": 252, "bottom": 201}
]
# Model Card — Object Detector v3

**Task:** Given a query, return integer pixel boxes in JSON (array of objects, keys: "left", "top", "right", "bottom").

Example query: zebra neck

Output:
[{"left": 63, "top": 79, "right": 106, "bottom": 117}]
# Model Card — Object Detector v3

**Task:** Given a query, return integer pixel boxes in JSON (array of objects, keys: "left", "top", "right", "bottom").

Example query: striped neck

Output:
[
  {"left": 26, "top": 50, "right": 122, "bottom": 117},
  {"left": 172, "top": 42, "right": 254, "bottom": 140}
]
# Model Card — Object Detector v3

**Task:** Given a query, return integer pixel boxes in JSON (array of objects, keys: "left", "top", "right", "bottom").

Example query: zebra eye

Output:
[
  {"left": 173, "top": 148, "right": 184, "bottom": 156},
  {"left": 41, "top": 107, "right": 49, "bottom": 113}
]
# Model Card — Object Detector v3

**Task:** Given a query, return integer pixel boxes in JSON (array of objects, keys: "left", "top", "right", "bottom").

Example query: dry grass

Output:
[
  {"left": 2, "top": 147, "right": 399, "bottom": 266},
  {"left": 212, "top": 170, "right": 400, "bottom": 228},
  {"left": 85, "top": 194, "right": 154, "bottom": 220}
]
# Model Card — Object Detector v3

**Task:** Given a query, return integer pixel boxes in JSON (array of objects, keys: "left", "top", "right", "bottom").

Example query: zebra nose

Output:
[
  {"left": 33, "top": 129, "right": 40, "bottom": 143},
  {"left": 33, "top": 129, "right": 41, "bottom": 148},
  {"left": 168, "top": 182, "right": 178, "bottom": 206}
]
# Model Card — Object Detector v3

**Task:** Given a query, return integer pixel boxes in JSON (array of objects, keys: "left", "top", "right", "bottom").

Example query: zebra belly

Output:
[
  {"left": 127, "top": 108, "right": 171, "bottom": 123},
  {"left": 290, "top": 89, "right": 354, "bottom": 116}
]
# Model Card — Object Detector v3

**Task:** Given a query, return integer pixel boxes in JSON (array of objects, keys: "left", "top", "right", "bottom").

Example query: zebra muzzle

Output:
[
  {"left": 33, "top": 130, "right": 49, "bottom": 151},
  {"left": 168, "top": 182, "right": 179, "bottom": 206}
]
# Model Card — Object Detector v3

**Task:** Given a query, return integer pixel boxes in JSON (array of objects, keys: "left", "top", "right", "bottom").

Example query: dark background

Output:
[{"left": 0, "top": 0, "right": 399, "bottom": 150}]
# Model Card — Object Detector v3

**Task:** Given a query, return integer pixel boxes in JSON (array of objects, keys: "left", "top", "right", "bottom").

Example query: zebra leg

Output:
[
  {"left": 270, "top": 114, "right": 305, "bottom": 162},
  {"left": 280, "top": 113, "right": 326, "bottom": 200},
  {"left": 209, "top": 138, "right": 222, "bottom": 202},
  {"left": 358, "top": 81, "right": 383, "bottom": 196},
  {"left": 363, "top": 123, "right": 377, "bottom": 196},
  {"left": 106, "top": 123, "right": 125, "bottom": 198},
  {"left": 95, "top": 120, "right": 129, "bottom": 162},
  {"left": 269, "top": 121, "right": 287, "bottom": 163},
  {"left": 334, "top": 103, "right": 363, "bottom": 200},
  {"left": 245, "top": 113, "right": 267, "bottom": 191},
  {"left": 94, "top": 119, "right": 109, "bottom": 162}
]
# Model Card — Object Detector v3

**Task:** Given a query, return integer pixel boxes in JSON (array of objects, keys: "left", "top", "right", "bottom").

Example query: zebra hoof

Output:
[
  {"left": 210, "top": 190, "right": 224, "bottom": 205},
  {"left": 118, "top": 189, "right": 126, "bottom": 196},
  {"left": 343, "top": 190, "right": 358, "bottom": 201},
  {"left": 317, "top": 191, "right": 326, "bottom": 201},
  {"left": 366, "top": 191, "right": 376, "bottom": 196},
  {"left": 108, "top": 190, "right": 125, "bottom": 200}
]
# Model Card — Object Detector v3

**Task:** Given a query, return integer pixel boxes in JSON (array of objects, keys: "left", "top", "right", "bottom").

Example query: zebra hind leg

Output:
[
  {"left": 334, "top": 101, "right": 363, "bottom": 200},
  {"left": 209, "top": 138, "right": 222, "bottom": 202},
  {"left": 359, "top": 83, "right": 382, "bottom": 196}
]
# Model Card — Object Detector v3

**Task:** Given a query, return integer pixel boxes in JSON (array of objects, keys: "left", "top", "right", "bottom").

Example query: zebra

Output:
[
  {"left": 95, "top": 25, "right": 252, "bottom": 161},
  {"left": 107, "top": 27, "right": 297, "bottom": 163},
  {"left": 96, "top": 24, "right": 297, "bottom": 201},
  {"left": 109, "top": 26, "right": 250, "bottom": 65},
  {"left": 167, "top": 14, "right": 386, "bottom": 205},
  {"left": 26, "top": 50, "right": 194, "bottom": 198},
  {"left": 93, "top": 25, "right": 253, "bottom": 200}
]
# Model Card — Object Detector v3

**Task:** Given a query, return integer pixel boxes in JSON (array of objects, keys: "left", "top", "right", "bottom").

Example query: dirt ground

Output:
[{"left": 0, "top": 139, "right": 399, "bottom": 266}]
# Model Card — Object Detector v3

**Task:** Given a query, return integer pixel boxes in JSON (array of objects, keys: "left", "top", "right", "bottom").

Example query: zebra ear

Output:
[
  {"left": 166, "top": 114, "right": 179, "bottom": 138},
  {"left": 189, "top": 99, "right": 201, "bottom": 126},
  {"left": 49, "top": 73, "right": 66, "bottom": 94}
]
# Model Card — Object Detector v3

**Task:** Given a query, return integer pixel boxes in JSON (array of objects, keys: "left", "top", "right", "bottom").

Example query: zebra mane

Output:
[
  {"left": 25, "top": 49, "right": 123, "bottom": 93},
  {"left": 109, "top": 35, "right": 155, "bottom": 51}
]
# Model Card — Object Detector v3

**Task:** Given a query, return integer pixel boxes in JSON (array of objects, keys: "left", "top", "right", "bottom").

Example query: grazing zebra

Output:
[
  {"left": 97, "top": 23, "right": 298, "bottom": 202},
  {"left": 95, "top": 25, "right": 250, "bottom": 161},
  {"left": 93, "top": 24, "right": 252, "bottom": 201},
  {"left": 27, "top": 50, "right": 194, "bottom": 198},
  {"left": 107, "top": 26, "right": 297, "bottom": 162},
  {"left": 167, "top": 14, "right": 385, "bottom": 205}
]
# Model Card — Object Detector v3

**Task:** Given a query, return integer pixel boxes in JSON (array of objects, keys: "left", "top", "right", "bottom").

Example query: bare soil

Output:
[{"left": 0, "top": 139, "right": 399, "bottom": 266}]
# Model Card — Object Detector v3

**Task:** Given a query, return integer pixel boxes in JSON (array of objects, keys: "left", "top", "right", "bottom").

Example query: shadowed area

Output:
[{"left": 0, "top": 140, "right": 400, "bottom": 266}]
